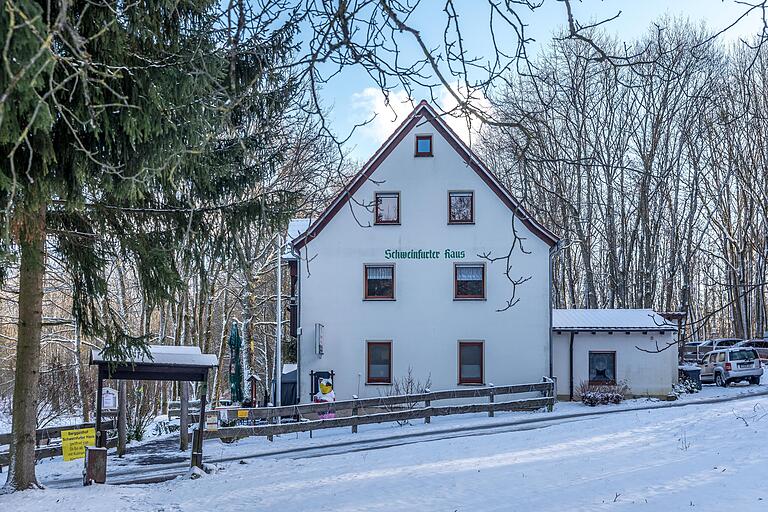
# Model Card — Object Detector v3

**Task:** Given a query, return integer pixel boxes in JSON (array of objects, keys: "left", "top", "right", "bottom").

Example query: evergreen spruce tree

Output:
[{"left": 1, "top": 0, "right": 298, "bottom": 491}]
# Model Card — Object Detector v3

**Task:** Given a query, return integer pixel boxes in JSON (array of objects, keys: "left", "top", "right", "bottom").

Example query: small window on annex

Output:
[
  {"left": 448, "top": 191, "right": 474, "bottom": 224},
  {"left": 367, "top": 341, "right": 392, "bottom": 384},
  {"left": 415, "top": 135, "right": 433, "bottom": 157},
  {"left": 454, "top": 264, "right": 485, "bottom": 299},
  {"left": 588, "top": 352, "right": 616, "bottom": 385},
  {"left": 365, "top": 265, "right": 395, "bottom": 300},
  {"left": 375, "top": 192, "right": 400, "bottom": 224},
  {"left": 458, "top": 341, "right": 483, "bottom": 384}
]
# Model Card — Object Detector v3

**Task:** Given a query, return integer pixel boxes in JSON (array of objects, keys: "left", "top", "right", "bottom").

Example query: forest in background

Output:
[{"left": 481, "top": 20, "right": 768, "bottom": 344}]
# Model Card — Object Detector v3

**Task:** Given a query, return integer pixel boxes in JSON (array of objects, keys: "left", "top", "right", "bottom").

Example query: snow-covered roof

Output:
[
  {"left": 552, "top": 309, "right": 677, "bottom": 332},
  {"left": 90, "top": 345, "right": 218, "bottom": 368},
  {"left": 282, "top": 363, "right": 298, "bottom": 374},
  {"left": 283, "top": 218, "right": 311, "bottom": 258}
]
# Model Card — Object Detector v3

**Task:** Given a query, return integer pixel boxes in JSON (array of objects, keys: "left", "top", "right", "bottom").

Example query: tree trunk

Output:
[{"left": 4, "top": 204, "right": 46, "bottom": 491}]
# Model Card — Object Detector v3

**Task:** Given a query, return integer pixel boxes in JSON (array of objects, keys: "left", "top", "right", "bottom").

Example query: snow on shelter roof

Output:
[
  {"left": 552, "top": 309, "right": 677, "bottom": 332},
  {"left": 90, "top": 345, "right": 218, "bottom": 368}
]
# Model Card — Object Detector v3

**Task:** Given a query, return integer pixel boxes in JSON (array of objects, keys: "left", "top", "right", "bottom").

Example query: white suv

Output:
[{"left": 699, "top": 348, "right": 763, "bottom": 387}]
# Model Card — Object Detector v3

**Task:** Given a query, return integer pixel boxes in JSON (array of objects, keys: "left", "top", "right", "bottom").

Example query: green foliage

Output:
[{"left": 1, "top": 1, "right": 301, "bottom": 357}]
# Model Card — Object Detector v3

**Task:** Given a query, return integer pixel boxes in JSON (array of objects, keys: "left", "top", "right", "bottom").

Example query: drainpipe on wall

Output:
[
  {"left": 548, "top": 240, "right": 564, "bottom": 379},
  {"left": 292, "top": 243, "right": 302, "bottom": 404},
  {"left": 569, "top": 331, "right": 575, "bottom": 401}
]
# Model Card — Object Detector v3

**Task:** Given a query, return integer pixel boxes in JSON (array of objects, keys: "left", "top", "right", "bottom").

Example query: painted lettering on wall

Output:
[{"left": 384, "top": 249, "right": 466, "bottom": 260}]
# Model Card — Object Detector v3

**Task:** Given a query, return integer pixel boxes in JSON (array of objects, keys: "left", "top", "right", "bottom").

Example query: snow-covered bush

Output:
[
  {"left": 673, "top": 377, "right": 700, "bottom": 396},
  {"left": 577, "top": 381, "right": 629, "bottom": 406}
]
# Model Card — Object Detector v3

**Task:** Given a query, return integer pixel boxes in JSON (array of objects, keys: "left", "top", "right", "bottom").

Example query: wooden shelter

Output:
[{"left": 89, "top": 345, "right": 218, "bottom": 468}]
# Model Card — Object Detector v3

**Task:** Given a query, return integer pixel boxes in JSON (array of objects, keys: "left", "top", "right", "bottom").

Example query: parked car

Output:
[
  {"left": 736, "top": 340, "right": 768, "bottom": 362},
  {"left": 699, "top": 347, "right": 763, "bottom": 387},
  {"left": 684, "top": 338, "right": 742, "bottom": 362}
]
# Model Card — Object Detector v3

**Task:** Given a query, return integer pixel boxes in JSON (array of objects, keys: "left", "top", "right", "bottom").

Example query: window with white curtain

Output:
[
  {"left": 454, "top": 264, "right": 485, "bottom": 299},
  {"left": 375, "top": 192, "right": 400, "bottom": 224},
  {"left": 365, "top": 265, "right": 395, "bottom": 299}
]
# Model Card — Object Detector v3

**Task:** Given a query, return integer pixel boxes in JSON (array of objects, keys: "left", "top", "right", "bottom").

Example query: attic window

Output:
[{"left": 415, "top": 135, "right": 433, "bottom": 157}]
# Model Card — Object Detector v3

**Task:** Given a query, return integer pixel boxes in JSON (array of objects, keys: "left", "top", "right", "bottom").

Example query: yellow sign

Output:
[
  {"left": 237, "top": 409, "right": 249, "bottom": 419},
  {"left": 61, "top": 427, "right": 96, "bottom": 462}
]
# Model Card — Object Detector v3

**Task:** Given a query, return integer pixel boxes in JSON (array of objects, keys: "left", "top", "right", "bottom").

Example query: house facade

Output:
[
  {"left": 289, "top": 101, "right": 558, "bottom": 402},
  {"left": 552, "top": 309, "right": 678, "bottom": 399}
]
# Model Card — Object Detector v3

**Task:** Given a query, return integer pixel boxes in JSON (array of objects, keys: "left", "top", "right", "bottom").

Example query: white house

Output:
[
  {"left": 552, "top": 309, "right": 678, "bottom": 400},
  {"left": 288, "top": 101, "right": 559, "bottom": 402}
]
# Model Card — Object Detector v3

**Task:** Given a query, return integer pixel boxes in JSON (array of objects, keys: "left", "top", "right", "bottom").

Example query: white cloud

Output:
[{"left": 349, "top": 84, "right": 491, "bottom": 155}]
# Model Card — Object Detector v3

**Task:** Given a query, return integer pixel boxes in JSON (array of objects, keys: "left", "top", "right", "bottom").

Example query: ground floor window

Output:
[
  {"left": 458, "top": 341, "right": 484, "bottom": 384},
  {"left": 367, "top": 341, "right": 392, "bottom": 384},
  {"left": 588, "top": 351, "right": 616, "bottom": 385}
]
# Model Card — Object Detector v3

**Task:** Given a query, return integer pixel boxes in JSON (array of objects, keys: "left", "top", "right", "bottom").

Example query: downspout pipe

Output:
[
  {"left": 291, "top": 242, "right": 302, "bottom": 404},
  {"left": 569, "top": 331, "right": 575, "bottom": 401},
  {"left": 548, "top": 240, "right": 564, "bottom": 379}
]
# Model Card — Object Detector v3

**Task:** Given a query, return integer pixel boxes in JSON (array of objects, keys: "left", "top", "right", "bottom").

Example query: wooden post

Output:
[
  {"left": 424, "top": 399, "right": 431, "bottom": 424},
  {"left": 180, "top": 381, "right": 189, "bottom": 451},
  {"left": 95, "top": 375, "right": 104, "bottom": 447},
  {"left": 117, "top": 380, "right": 127, "bottom": 457},
  {"left": 191, "top": 377, "right": 207, "bottom": 469},
  {"left": 266, "top": 408, "right": 274, "bottom": 442},
  {"left": 544, "top": 377, "right": 554, "bottom": 412},
  {"left": 351, "top": 399, "right": 359, "bottom": 433},
  {"left": 488, "top": 387, "right": 495, "bottom": 418}
]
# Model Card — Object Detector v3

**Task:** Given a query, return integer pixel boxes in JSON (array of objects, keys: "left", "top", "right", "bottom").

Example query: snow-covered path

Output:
[{"left": 4, "top": 391, "right": 768, "bottom": 511}]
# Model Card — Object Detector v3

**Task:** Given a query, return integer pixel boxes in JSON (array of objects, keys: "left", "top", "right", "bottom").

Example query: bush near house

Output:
[{"left": 577, "top": 381, "right": 630, "bottom": 406}]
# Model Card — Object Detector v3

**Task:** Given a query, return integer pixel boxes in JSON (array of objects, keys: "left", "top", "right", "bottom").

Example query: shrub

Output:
[
  {"left": 577, "top": 381, "right": 629, "bottom": 406},
  {"left": 673, "top": 377, "right": 700, "bottom": 395}
]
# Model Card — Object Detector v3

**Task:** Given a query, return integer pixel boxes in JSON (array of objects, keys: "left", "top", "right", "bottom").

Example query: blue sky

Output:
[{"left": 314, "top": 0, "right": 764, "bottom": 160}]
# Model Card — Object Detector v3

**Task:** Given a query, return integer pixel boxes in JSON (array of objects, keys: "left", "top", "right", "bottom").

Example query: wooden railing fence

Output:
[{"left": 206, "top": 378, "right": 555, "bottom": 442}]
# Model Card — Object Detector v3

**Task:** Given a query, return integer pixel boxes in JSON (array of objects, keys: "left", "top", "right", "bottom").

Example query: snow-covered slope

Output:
[{"left": 3, "top": 386, "right": 768, "bottom": 511}]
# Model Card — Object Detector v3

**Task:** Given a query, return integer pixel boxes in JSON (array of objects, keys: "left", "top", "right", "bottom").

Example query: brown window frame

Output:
[
  {"left": 458, "top": 341, "right": 484, "bottom": 385},
  {"left": 454, "top": 263, "right": 486, "bottom": 300},
  {"left": 364, "top": 264, "right": 396, "bottom": 300},
  {"left": 588, "top": 351, "right": 617, "bottom": 386},
  {"left": 448, "top": 191, "right": 475, "bottom": 224},
  {"left": 367, "top": 341, "right": 392, "bottom": 384},
  {"left": 374, "top": 192, "right": 401, "bottom": 225},
  {"left": 415, "top": 135, "right": 433, "bottom": 157}
]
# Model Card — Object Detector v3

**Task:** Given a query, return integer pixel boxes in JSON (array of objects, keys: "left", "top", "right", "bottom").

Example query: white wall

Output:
[
  {"left": 296, "top": 117, "right": 552, "bottom": 402},
  {"left": 552, "top": 331, "right": 678, "bottom": 399}
]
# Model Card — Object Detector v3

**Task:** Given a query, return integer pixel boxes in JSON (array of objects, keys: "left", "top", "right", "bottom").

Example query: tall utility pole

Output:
[{"left": 274, "top": 234, "right": 283, "bottom": 409}]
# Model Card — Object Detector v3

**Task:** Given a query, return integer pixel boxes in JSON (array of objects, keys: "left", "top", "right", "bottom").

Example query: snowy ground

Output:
[{"left": 2, "top": 380, "right": 768, "bottom": 511}]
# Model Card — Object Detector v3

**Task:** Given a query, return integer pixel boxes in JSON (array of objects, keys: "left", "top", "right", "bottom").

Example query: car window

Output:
[
  {"left": 717, "top": 352, "right": 726, "bottom": 362},
  {"left": 730, "top": 349, "right": 757, "bottom": 361}
]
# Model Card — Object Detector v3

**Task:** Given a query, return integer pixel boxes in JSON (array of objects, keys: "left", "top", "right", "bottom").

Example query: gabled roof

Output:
[
  {"left": 292, "top": 101, "right": 558, "bottom": 249},
  {"left": 552, "top": 309, "right": 677, "bottom": 332}
]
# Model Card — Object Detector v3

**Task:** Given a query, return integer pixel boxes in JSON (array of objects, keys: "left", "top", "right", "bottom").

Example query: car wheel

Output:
[{"left": 715, "top": 373, "right": 727, "bottom": 387}]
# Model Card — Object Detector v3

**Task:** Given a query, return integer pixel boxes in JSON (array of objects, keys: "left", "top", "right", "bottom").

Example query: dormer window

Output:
[{"left": 415, "top": 135, "right": 433, "bottom": 157}]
